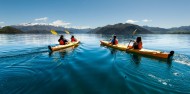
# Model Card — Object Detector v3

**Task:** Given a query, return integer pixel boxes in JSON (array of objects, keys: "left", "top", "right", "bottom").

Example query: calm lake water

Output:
[{"left": 0, "top": 34, "right": 190, "bottom": 94}]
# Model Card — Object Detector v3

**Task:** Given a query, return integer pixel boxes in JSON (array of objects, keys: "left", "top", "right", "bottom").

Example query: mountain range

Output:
[
  {"left": 142, "top": 26, "right": 190, "bottom": 34},
  {"left": 12, "top": 25, "right": 91, "bottom": 34},
  {"left": 90, "top": 24, "right": 190, "bottom": 34},
  {"left": 0, "top": 23, "right": 190, "bottom": 34}
]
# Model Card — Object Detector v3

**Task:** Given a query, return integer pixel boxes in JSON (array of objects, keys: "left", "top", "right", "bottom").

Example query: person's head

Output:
[
  {"left": 71, "top": 35, "right": 74, "bottom": 38},
  {"left": 113, "top": 35, "right": 117, "bottom": 39},
  {"left": 136, "top": 37, "right": 142, "bottom": 43},
  {"left": 60, "top": 35, "right": 64, "bottom": 39}
]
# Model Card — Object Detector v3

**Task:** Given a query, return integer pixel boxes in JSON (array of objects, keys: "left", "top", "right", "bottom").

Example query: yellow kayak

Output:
[
  {"left": 48, "top": 41, "right": 80, "bottom": 52},
  {"left": 100, "top": 41, "right": 174, "bottom": 59}
]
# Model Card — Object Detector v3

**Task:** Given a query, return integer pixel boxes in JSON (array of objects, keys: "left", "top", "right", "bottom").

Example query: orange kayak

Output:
[
  {"left": 48, "top": 41, "right": 80, "bottom": 52},
  {"left": 100, "top": 41, "right": 174, "bottom": 59}
]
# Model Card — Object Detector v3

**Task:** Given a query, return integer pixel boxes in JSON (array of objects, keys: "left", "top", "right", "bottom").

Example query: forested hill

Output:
[
  {"left": 0, "top": 26, "right": 23, "bottom": 34},
  {"left": 89, "top": 23, "right": 153, "bottom": 34}
]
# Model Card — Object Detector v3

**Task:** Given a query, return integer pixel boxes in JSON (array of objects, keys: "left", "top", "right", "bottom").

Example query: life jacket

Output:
[
  {"left": 138, "top": 42, "right": 142, "bottom": 49},
  {"left": 134, "top": 42, "right": 142, "bottom": 49},
  {"left": 59, "top": 40, "right": 65, "bottom": 45},
  {"left": 71, "top": 38, "right": 77, "bottom": 42},
  {"left": 115, "top": 39, "right": 118, "bottom": 45},
  {"left": 111, "top": 39, "right": 118, "bottom": 45}
]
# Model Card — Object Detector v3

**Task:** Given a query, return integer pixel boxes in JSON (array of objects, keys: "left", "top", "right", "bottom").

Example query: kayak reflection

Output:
[
  {"left": 131, "top": 54, "right": 142, "bottom": 65},
  {"left": 128, "top": 52, "right": 173, "bottom": 67},
  {"left": 49, "top": 45, "right": 78, "bottom": 58}
]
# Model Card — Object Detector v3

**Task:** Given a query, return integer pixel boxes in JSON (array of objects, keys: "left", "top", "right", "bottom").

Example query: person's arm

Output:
[
  {"left": 110, "top": 39, "right": 114, "bottom": 44},
  {"left": 65, "top": 39, "right": 68, "bottom": 42},
  {"left": 130, "top": 40, "right": 136, "bottom": 42},
  {"left": 64, "top": 39, "right": 69, "bottom": 44}
]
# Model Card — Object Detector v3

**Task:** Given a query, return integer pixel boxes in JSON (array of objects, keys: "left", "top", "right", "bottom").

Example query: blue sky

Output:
[{"left": 0, "top": 0, "right": 190, "bottom": 28}]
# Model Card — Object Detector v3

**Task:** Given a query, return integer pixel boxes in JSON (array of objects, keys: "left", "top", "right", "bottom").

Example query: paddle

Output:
[
  {"left": 109, "top": 33, "right": 115, "bottom": 41},
  {"left": 127, "top": 29, "right": 137, "bottom": 48},
  {"left": 50, "top": 29, "right": 71, "bottom": 35},
  {"left": 50, "top": 29, "right": 70, "bottom": 44},
  {"left": 49, "top": 29, "right": 58, "bottom": 52},
  {"left": 50, "top": 29, "right": 58, "bottom": 35},
  {"left": 64, "top": 30, "right": 70, "bottom": 35},
  {"left": 132, "top": 29, "right": 137, "bottom": 37}
]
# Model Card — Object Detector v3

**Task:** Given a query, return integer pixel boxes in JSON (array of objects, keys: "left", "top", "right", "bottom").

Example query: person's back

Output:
[
  {"left": 58, "top": 35, "right": 68, "bottom": 45},
  {"left": 111, "top": 35, "right": 118, "bottom": 45},
  {"left": 133, "top": 37, "right": 142, "bottom": 49},
  {"left": 71, "top": 35, "right": 77, "bottom": 42}
]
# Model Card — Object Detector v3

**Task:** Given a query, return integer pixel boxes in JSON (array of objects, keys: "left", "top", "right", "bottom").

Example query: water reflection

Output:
[
  {"left": 128, "top": 52, "right": 173, "bottom": 68},
  {"left": 110, "top": 49, "right": 117, "bottom": 55},
  {"left": 58, "top": 51, "right": 67, "bottom": 58},
  {"left": 1, "top": 34, "right": 190, "bottom": 94},
  {"left": 48, "top": 48, "right": 69, "bottom": 59},
  {"left": 130, "top": 54, "right": 142, "bottom": 65}
]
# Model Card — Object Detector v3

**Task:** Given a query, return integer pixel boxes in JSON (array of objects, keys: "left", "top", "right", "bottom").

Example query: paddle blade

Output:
[
  {"left": 51, "top": 30, "right": 58, "bottom": 35},
  {"left": 133, "top": 29, "right": 137, "bottom": 35},
  {"left": 64, "top": 30, "right": 70, "bottom": 34}
]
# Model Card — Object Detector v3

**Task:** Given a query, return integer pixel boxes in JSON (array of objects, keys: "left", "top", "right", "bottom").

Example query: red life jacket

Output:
[
  {"left": 59, "top": 40, "right": 64, "bottom": 45},
  {"left": 71, "top": 38, "right": 77, "bottom": 42},
  {"left": 138, "top": 42, "right": 142, "bottom": 49},
  {"left": 115, "top": 39, "right": 118, "bottom": 45},
  {"left": 133, "top": 41, "right": 143, "bottom": 49}
]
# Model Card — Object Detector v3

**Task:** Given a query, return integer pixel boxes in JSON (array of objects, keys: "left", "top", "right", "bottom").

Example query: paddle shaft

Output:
[
  {"left": 127, "top": 29, "right": 137, "bottom": 48},
  {"left": 127, "top": 40, "right": 132, "bottom": 48}
]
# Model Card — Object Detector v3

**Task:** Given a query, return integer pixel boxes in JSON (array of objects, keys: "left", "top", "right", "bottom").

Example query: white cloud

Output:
[
  {"left": 20, "top": 20, "right": 71, "bottom": 27},
  {"left": 19, "top": 20, "right": 90, "bottom": 29},
  {"left": 126, "top": 20, "right": 139, "bottom": 23},
  {"left": 71, "top": 26, "right": 91, "bottom": 29},
  {"left": 35, "top": 17, "right": 48, "bottom": 21},
  {"left": 142, "top": 19, "right": 152, "bottom": 22},
  {"left": 0, "top": 22, "right": 5, "bottom": 24},
  {"left": 20, "top": 22, "right": 49, "bottom": 26},
  {"left": 50, "top": 20, "right": 71, "bottom": 26}
]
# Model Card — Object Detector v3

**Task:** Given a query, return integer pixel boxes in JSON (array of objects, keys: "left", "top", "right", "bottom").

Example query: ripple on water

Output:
[
  {"left": 174, "top": 54, "right": 190, "bottom": 66},
  {"left": 0, "top": 34, "right": 190, "bottom": 94}
]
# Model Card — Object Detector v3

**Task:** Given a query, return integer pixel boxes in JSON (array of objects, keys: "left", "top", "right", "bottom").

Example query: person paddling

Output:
[
  {"left": 71, "top": 35, "right": 77, "bottom": 42},
  {"left": 110, "top": 35, "right": 118, "bottom": 45},
  {"left": 58, "top": 35, "right": 68, "bottom": 45},
  {"left": 128, "top": 37, "right": 143, "bottom": 49}
]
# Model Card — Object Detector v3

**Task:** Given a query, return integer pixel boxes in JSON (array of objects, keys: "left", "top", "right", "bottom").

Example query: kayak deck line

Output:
[
  {"left": 100, "top": 41, "right": 174, "bottom": 59},
  {"left": 48, "top": 41, "right": 80, "bottom": 52}
]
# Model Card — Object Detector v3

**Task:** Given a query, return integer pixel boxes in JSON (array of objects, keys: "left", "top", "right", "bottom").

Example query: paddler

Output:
[
  {"left": 110, "top": 35, "right": 118, "bottom": 45},
  {"left": 130, "top": 37, "right": 143, "bottom": 49},
  {"left": 58, "top": 35, "right": 68, "bottom": 45},
  {"left": 71, "top": 35, "right": 77, "bottom": 42}
]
